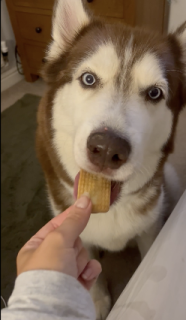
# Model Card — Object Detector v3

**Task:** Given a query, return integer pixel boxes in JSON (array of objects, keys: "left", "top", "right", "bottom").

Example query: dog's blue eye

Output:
[
  {"left": 82, "top": 73, "right": 96, "bottom": 86},
  {"left": 148, "top": 87, "right": 162, "bottom": 100}
]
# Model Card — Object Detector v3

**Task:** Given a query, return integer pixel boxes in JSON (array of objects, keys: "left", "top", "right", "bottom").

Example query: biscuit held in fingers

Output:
[{"left": 77, "top": 169, "right": 111, "bottom": 213}]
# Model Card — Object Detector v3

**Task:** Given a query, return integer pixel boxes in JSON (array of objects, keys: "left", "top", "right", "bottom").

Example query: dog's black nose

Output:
[{"left": 87, "top": 130, "right": 131, "bottom": 170}]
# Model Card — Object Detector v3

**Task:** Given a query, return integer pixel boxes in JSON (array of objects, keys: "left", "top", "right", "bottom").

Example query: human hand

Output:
[{"left": 17, "top": 195, "right": 102, "bottom": 290}]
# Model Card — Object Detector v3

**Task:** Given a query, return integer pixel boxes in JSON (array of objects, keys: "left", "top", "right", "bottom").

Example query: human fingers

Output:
[
  {"left": 74, "top": 237, "right": 83, "bottom": 256},
  {"left": 20, "top": 207, "right": 73, "bottom": 252},
  {"left": 79, "top": 259, "right": 102, "bottom": 290},
  {"left": 20, "top": 195, "right": 91, "bottom": 253},
  {"left": 76, "top": 247, "right": 89, "bottom": 277},
  {"left": 57, "top": 196, "right": 92, "bottom": 247}
]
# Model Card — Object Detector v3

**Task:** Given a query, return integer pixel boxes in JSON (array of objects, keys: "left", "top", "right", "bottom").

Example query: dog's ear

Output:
[{"left": 47, "top": 0, "right": 91, "bottom": 60}]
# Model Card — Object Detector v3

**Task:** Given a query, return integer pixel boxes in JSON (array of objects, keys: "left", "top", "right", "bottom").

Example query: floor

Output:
[{"left": 1, "top": 78, "right": 46, "bottom": 112}]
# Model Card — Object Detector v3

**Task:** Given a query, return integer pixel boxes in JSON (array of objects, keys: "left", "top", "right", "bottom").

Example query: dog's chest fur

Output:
[{"left": 80, "top": 187, "right": 164, "bottom": 251}]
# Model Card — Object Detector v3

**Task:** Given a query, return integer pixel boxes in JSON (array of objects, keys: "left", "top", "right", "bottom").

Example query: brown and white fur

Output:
[{"left": 36, "top": 0, "right": 186, "bottom": 318}]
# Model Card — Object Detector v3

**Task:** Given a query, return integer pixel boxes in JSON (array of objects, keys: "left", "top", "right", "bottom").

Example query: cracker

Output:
[{"left": 77, "top": 169, "right": 111, "bottom": 213}]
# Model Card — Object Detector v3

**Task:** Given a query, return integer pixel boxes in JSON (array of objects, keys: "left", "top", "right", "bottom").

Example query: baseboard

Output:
[{"left": 1, "top": 66, "right": 23, "bottom": 92}]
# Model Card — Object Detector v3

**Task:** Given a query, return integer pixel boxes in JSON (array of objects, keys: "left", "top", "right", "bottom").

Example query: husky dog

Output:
[{"left": 37, "top": 0, "right": 185, "bottom": 318}]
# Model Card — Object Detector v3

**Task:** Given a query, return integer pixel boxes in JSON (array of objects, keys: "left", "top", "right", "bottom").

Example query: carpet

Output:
[{"left": 1, "top": 94, "right": 51, "bottom": 306}]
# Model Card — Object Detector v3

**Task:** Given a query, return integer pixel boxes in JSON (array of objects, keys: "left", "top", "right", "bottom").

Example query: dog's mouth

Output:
[{"left": 74, "top": 172, "right": 122, "bottom": 206}]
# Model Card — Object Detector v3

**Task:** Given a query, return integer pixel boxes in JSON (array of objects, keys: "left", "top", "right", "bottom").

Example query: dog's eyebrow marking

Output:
[
  {"left": 140, "top": 82, "right": 168, "bottom": 95},
  {"left": 74, "top": 42, "right": 120, "bottom": 82},
  {"left": 124, "top": 35, "right": 134, "bottom": 67},
  {"left": 132, "top": 52, "right": 168, "bottom": 95},
  {"left": 119, "top": 35, "right": 134, "bottom": 89}
]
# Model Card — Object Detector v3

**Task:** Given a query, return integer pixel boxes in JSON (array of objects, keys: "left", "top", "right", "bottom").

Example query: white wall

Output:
[
  {"left": 168, "top": 0, "right": 186, "bottom": 32},
  {"left": 1, "top": 0, "right": 15, "bottom": 42}
]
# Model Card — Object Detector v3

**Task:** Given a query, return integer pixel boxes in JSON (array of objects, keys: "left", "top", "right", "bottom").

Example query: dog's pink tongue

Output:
[
  {"left": 74, "top": 172, "right": 120, "bottom": 205},
  {"left": 110, "top": 182, "right": 121, "bottom": 205}
]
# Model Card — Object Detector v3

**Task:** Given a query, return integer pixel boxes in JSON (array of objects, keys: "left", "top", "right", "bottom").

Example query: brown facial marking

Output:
[
  {"left": 36, "top": 93, "right": 73, "bottom": 211},
  {"left": 156, "top": 35, "right": 186, "bottom": 155}
]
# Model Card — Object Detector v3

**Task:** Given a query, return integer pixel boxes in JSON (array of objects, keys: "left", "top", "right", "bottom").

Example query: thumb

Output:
[{"left": 57, "top": 195, "right": 92, "bottom": 247}]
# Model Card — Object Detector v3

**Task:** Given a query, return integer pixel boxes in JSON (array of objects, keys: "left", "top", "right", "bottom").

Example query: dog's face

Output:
[{"left": 43, "top": 0, "right": 186, "bottom": 191}]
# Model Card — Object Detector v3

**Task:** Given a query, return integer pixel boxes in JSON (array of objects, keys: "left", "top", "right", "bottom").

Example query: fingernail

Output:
[
  {"left": 75, "top": 195, "right": 90, "bottom": 209},
  {"left": 81, "top": 267, "right": 92, "bottom": 280}
]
